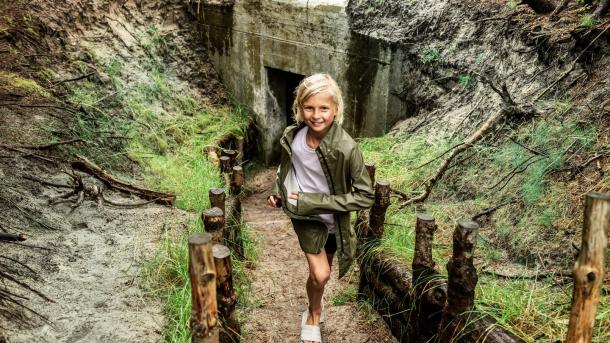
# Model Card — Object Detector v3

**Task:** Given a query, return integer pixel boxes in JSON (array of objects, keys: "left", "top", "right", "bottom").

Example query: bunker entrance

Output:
[
  {"left": 267, "top": 67, "right": 303, "bottom": 127},
  {"left": 265, "top": 67, "right": 304, "bottom": 163}
]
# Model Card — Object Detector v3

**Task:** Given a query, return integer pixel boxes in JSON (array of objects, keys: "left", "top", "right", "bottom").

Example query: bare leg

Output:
[{"left": 303, "top": 249, "right": 331, "bottom": 342}]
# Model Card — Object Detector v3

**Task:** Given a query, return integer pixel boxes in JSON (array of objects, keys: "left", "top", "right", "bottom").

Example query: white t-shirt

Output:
[{"left": 291, "top": 126, "right": 336, "bottom": 233}]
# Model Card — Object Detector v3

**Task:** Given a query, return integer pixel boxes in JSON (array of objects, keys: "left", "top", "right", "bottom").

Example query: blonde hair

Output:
[{"left": 292, "top": 73, "right": 344, "bottom": 125}]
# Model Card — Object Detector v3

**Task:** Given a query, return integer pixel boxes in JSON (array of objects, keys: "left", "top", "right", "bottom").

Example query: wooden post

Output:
[
  {"left": 208, "top": 188, "right": 226, "bottom": 216},
  {"left": 369, "top": 180, "right": 391, "bottom": 239},
  {"left": 229, "top": 166, "right": 244, "bottom": 258},
  {"left": 365, "top": 161, "right": 376, "bottom": 185},
  {"left": 440, "top": 219, "right": 479, "bottom": 343},
  {"left": 222, "top": 149, "right": 237, "bottom": 168},
  {"left": 566, "top": 192, "right": 610, "bottom": 343},
  {"left": 188, "top": 232, "right": 219, "bottom": 343},
  {"left": 219, "top": 156, "right": 231, "bottom": 185},
  {"left": 230, "top": 166, "right": 244, "bottom": 196},
  {"left": 235, "top": 137, "right": 245, "bottom": 164},
  {"left": 213, "top": 244, "right": 240, "bottom": 342},
  {"left": 203, "top": 207, "right": 225, "bottom": 244},
  {"left": 410, "top": 214, "right": 443, "bottom": 341}
]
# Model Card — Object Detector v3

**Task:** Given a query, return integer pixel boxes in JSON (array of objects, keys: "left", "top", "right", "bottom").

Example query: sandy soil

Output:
[
  {"left": 0, "top": 155, "right": 192, "bottom": 342},
  {"left": 241, "top": 168, "right": 397, "bottom": 343}
]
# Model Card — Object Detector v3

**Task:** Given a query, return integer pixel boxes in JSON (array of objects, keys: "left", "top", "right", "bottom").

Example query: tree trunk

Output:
[
  {"left": 188, "top": 233, "right": 219, "bottom": 343},
  {"left": 566, "top": 192, "right": 610, "bottom": 343},
  {"left": 213, "top": 244, "right": 240, "bottom": 343}
]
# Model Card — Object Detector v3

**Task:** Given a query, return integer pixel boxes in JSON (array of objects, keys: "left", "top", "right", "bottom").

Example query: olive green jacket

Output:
[{"left": 270, "top": 122, "right": 374, "bottom": 278}]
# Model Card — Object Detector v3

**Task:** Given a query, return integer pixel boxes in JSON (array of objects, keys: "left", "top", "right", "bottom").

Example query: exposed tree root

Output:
[
  {"left": 71, "top": 155, "right": 175, "bottom": 205},
  {"left": 47, "top": 171, "right": 162, "bottom": 210}
]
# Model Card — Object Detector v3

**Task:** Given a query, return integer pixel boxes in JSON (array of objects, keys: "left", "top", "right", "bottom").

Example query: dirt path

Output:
[{"left": 241, "top": 168, "right": 397, "bottom": 343}]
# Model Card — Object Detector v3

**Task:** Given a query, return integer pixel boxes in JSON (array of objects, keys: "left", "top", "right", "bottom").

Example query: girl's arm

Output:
[{"left": 295, "top": 146, "right": 374, "bottom": 215}]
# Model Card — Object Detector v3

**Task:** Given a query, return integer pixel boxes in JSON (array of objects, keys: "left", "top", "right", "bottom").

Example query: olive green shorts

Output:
[{"left": 291, "top": 218, "right": 329, "bottom": 254}]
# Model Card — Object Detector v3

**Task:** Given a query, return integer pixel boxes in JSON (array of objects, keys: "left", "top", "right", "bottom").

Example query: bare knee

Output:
[{"left": 309, "top": 267, "right": 330, "bottom": 288}]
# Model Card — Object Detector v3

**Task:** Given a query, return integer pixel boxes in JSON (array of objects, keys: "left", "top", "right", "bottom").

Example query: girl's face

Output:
[{"left": 301, "top": 92, "right": 336, "bottom": 137}]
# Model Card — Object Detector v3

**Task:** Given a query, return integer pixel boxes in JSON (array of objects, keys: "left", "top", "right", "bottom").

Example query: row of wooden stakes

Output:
[
  {"left": 357, "top": 162, "right": 609, "bottom": 342},
  {"left": 189, "top": 148, "right": 245, "bottom": 343}
]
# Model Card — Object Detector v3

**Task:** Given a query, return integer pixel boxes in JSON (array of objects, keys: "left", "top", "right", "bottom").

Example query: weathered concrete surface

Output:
[{"left": 191, "top": 0, "right": 406, "bottom": 163}]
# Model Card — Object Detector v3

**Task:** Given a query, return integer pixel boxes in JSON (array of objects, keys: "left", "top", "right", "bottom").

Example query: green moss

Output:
[{"left": 0, "top": 71, "right": 50, "bottom": 97}]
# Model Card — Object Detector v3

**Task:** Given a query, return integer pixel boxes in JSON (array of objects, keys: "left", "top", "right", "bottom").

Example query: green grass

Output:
[
  {"left": 60, "top": 25, "right": 254, "bottom": 342},
  {"left": 357, "top": 110, "right": 607, "bottom": 341}
]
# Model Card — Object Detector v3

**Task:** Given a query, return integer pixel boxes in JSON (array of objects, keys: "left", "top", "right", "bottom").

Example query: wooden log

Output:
[
  {"left": 230, "top": 166, "right": 244, "bottom": 196},
  {"left": 203, "top": 207, "right": 225, "bottom": 244},
  {"left": 440, "top": 219, "right": 479, "bottom": 343},
  {"left": 566, "top": 192, "right": 610, "bottom": 343},
  {"left": 188, "top": 232, "right": 219, "bottom": 342},
  {"left": 369, "top": 180, "right": 391, "bottom": 239},
  {"left": 0, "top": 232, "right": 26, "bottom": 242},
  {"left": 213, "top": 244, "right": 240, "bottom": 342},
  {"left": 208, "top": 188, "right": 226, "bottom": 216}
]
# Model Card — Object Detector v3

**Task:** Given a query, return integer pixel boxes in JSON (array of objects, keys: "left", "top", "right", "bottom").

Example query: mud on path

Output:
[{"left": 241, "top": 168, "right": 397, "bottom": 343}]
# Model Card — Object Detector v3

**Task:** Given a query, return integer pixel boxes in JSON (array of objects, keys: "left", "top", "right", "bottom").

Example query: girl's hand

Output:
[
  {"left": 288, "top": 192, "right": 299, "bottom": 200},
  {"left": 267, "top": 195, "right": 282, "bottom": 208}
]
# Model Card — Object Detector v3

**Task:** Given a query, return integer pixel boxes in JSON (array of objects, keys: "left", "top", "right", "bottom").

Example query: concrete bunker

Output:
[{"left": 193, "top": 0, "right": 405, "bottom": 164}]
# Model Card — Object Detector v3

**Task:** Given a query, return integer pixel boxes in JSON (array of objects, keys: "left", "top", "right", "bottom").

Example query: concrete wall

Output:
[{"left": 192, "top": 0, "right": 404, "bottom": 163}]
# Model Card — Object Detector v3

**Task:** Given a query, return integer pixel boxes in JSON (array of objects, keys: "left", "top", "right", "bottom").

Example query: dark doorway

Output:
[{"left": 266, "top": 67, "right": 304, "bottom": 127}]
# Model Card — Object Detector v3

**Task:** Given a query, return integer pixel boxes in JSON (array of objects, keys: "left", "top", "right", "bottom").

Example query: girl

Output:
[{"left": 267, "top": 73, "right": 374, "bottom": 343}]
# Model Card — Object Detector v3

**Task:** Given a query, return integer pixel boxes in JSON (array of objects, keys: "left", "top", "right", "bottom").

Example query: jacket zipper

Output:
[{"left": 317, "top": 147, "right": 344, "bottom": 255}]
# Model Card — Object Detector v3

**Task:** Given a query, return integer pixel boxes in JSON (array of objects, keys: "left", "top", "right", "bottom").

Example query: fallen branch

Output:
[
  {"left": 399, "top": 74, "right": 539, "bottom": 208},
  {"left": 482, "top": 268, "right": 572, "bottom": 281},
  {"left": 71, "top": 155, "right": 175, "bottom": 205},
  {"left": 0, "top": 232, "right": 26, "bottom": 242},
  {"left": 472, "top": 199, "right": 517, "bottom": 221},
  {"left": 23, "top": 175, "right": 73, "bottom": 189},
  {"left": 549, "top": 0, "right": 571, "bottom": 21},
  {"left": 0, "top": 138, "right": 84, "bottom": 150},
  {"left": 51, "top": 72, "right": 95, "bottom": 86}
]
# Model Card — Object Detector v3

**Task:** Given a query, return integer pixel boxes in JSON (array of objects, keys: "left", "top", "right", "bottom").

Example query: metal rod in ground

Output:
[
  {"left": 188, "top": 232, "right": 219, "bottom": 343},
  {"left": 213, "top": 244, "right": 240, "bottom": 342},
  {"left": 566, "top": 192, "right": 610, "bottom": 343},
  {"left": 439, "top": 219, "right": 479, "bottom": 343},
  {"left": 369, "top": 180, "right": 391, "bottom": 239},
  {"left": 203, "top": 207, "right": 225, "bottom": 244},
  {"left": 209, "top": 188, "right": 226, "bottom": 216}
]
